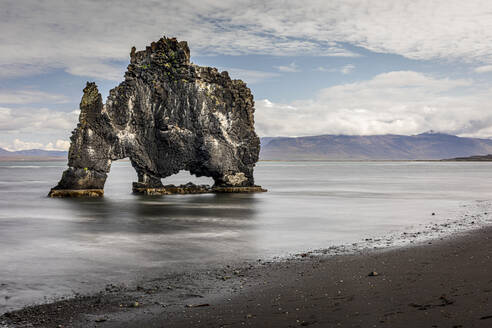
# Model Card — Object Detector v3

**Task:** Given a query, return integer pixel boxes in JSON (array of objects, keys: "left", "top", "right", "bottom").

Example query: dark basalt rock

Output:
[
  {"left": 132, "top": 182, "right": 267, "bottom": 196},
  {"left": 49, "top": 36, "right": 263, "bottom": 197}
]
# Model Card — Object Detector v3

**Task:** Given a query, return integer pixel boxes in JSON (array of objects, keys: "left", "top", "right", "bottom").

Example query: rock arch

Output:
[{"left": 49, "top": 37, "right": 264, "bottom": 197}]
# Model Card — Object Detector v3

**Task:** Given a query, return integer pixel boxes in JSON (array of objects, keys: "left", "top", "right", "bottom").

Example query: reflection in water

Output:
[
  {"left": 62, "top": 193, "right": 260, "bottom": 236},
  {"left": 1, "top": 160, "right": 492, "bottom": 312}
]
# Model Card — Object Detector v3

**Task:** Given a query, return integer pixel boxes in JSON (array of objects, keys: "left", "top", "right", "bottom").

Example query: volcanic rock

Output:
[{"left": 49, "top": 36, "right": 263, "bottom": 197}]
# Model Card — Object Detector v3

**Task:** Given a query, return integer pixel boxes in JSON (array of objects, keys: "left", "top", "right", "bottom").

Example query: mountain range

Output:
[
  {"left": 259, "top": 132, "right": 492, "bottom": 160},
  {"left": 3, "top": 132, "right": 492, "bottom": 161},
  {"left": 0, "top": 148, "right": 67, "bottom": 161}
]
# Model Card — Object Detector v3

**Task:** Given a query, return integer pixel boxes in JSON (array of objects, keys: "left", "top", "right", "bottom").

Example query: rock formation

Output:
[{"left": 49, "top": 36, "right": 264, "bottom": 197}]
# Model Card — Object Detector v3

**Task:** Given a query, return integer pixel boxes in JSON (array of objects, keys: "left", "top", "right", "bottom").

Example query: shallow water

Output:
[{"left": 1, "top": 160, "right": 492, "bottom": 312}]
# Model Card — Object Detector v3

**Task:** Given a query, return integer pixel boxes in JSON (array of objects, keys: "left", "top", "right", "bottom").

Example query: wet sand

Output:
[{"left": 2, "top": 225, "right": 492, "bottom": 328}]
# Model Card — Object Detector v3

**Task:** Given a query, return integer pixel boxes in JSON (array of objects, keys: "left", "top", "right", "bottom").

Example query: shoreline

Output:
[
  {"left": 2, "top": 206, "right": 492, "bottom": 327},
  {"left": 159, "top": 226, "right": 492, "bottom": 328}
]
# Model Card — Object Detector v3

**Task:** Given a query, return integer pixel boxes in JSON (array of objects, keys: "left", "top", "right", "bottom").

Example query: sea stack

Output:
[{"left": 49, "top": 36, "right": 264, "bottom": 197}]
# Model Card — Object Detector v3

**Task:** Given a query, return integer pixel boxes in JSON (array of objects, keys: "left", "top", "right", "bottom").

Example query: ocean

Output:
[{"left": 1, "top": 160, "right": 492, "bottom": 313}]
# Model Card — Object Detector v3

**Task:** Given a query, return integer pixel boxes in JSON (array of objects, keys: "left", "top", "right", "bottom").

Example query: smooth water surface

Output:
[{"left": 1, "top": 160, "right": 492, "bottom": 312}]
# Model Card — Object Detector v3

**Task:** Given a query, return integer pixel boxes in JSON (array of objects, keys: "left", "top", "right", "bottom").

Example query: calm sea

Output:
[{"left": 1, "top": 160, "right": 492, "bottom": 312}]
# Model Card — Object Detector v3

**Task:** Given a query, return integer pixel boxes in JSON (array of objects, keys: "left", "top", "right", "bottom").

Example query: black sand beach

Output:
[{"left": 3, "top": 225, "right": 492, "bottom": 328}]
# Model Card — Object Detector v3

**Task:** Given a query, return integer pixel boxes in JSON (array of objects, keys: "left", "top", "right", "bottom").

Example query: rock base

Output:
[
  {"left": 212, "top": 186, "right": 267, "bottom": 193},
  {"left": 48, "top": 184, "right": 267, "bottom": 198},
  {"left": 48, "top": 189, "right": 104, "bottom": 198},
  {"left": 132, "top": 183, "right": 267, "bottom": 195}
]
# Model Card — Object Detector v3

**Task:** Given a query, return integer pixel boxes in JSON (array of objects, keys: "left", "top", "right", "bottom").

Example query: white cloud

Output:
[
  {"left": 0, "top": 107, "right": 78, "bottom": 132},
  {"left": 3, "top": 0, "right": 492, "bottom": 82},
  {"left": 317, "top": 64, "right": 355, "bottom": 74},
  {"left": 0, "top": 90, "right": 69, "bottom": 104},
  {"left": 0, "top": 1, "right": 359, "bottom": 80},
  {"left": 0, "top": 64, "right": 49, "bottom": 78},
  {"left": 55, "top": 139, "right": 70, "bottom": 150},
  {"left": 1, "top": 138, "right": 70, "bottom": 151},
  {"left": 64, "top": 59, "right": 125, "bottom": 81},
  {"left": 4, "top": 1, "right": 492, "bottom": 141},
  {"left": 45, "top": 140, "right": 71, "bottom": 151},
  {"left": 274, "top": 62, "right": 300, "bottom": 73},
  {"left": 474, "top": 65, "right": 492, "bottom": 73},
  {"left": 220, "top": 68, "right": 280, "bottom": 84},
  {"left": 340, "top": 64, "right": 355, "bottom": 75},
  {"left": 255, "top": 71, "right": 492, "bottom": 138},
  {"left": 0, "top": 106, "right": 75, "bottom": 151},
  {"left": 316, "top": 67, "right": 334, "bottom": 72},
  {"left": 10, "top": 139, "right": 44, "bottom": 151}
]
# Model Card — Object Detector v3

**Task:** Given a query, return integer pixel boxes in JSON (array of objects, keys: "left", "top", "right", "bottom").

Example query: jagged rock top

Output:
[{"left": 127, "top": 38, "right": 242, "bottom": 85}]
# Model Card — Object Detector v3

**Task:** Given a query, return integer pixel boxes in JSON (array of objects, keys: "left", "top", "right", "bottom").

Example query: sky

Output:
[{"left": 2, "top": 0, "right": 492, "bottom": 150}]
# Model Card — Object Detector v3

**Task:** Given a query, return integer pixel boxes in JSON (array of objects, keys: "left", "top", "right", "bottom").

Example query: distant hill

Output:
[
  {"left": 444, "top": 154, "right": 492, "bottom": 161},
  {"left": 0, "top": 148, "right": 67, "bottom": 161},
  {"left": 260, "top": 133, "right": 492, "bottom": 160}
]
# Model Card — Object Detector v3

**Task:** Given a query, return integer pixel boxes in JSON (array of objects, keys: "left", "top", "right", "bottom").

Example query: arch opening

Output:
[
  {"left": 162, "top": 170, "right": 214, "bottom": 187},
  {"left": 131, "top": 169, "right": 217, "bottom": 195},
  {"left": 103, "top": 158, "right": 137, "bottom": 195}
]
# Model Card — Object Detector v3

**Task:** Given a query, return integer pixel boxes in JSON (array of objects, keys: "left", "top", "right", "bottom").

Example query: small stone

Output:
[
  {"left": 368, "top": 271, "right": 379, "bottom": 277},
  {"left": 186, "top": 303, "right": 210, "bottom": 308},
  {"left": 94, "top": 318, "right": 107, "bottom": 322}
]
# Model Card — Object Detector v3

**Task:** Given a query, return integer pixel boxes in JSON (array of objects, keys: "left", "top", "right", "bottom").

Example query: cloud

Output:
[
  {"left": 474, "top": 65, "right": 492, "bottom": 73},
  {"left": 3, "top": 0, "right": 492, "bottom": 83},
  {"left": 255, "top": 71, "right": 492, "bottom": 138},
  {"left": 0, "top": 90, "right": 70, "bottom": 105},
  {"left": 64, "top": 59, "right": 125, "bottom": 81},
  {"left": 45, "top": 139, "right": 71, "bottom": 151},
  {"left": 0, "top": 138, "right": 70, "bottom": 151},
  {"left": 0, "top": 107, "right": 78, "bottom": 132},
  {"left": 0, "top": 106, "right": 76, "bottom": 151},
  {"left": 0, "top": 64, "right": 49, "bottom": 78},
  {"left": 4, "top": 1, "right": 492, "bottom": 141},
  {"left": 10, "top": 139, "right": 44, "bottom": 151},
  {"left": 317, "top": 64, "right": 355, "bottom": 74},
  {"left": 340, "top": 64, "right": 355, "bottom": 75},
  {"left": 316, "top": 67, "right": 333, "bottom": 72},
  {"left": 0, "top": 1, "right": 359, "bottom": 81},
  {"left": 220, "top": 68, "right": 280, "bottom": 84},
  {"left": 274, "top": 62, "right": 300, "bottom": 73}
]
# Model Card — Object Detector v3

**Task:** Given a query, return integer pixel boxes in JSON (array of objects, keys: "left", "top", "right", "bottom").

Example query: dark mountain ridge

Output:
[
  {"left": 0, "top": 148, "right": 67, "bottom": 160},
  {"left": 260, "top": 133, "right": 492, "bottom": 160}
]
